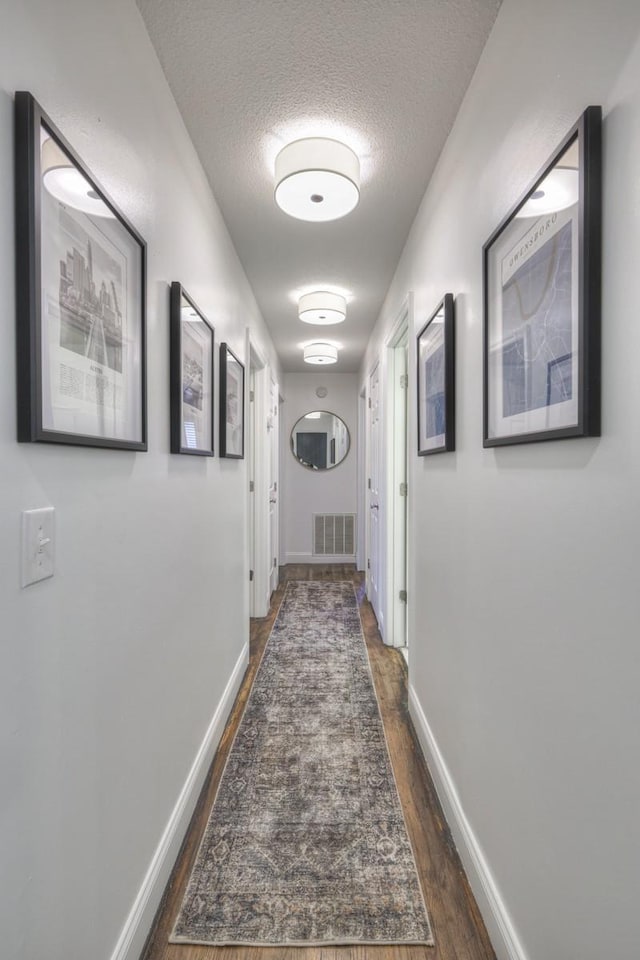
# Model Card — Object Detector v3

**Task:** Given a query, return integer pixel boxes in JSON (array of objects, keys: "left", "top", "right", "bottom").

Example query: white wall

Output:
[
  {"left": 0, "top": 2, "right": 279, "bottom": 959},
  {"left": 281, "top": 372, "right": 358, "bottom": 563},
  {"left": 361, "top": 2, "right": 640, "bottom": 959}
]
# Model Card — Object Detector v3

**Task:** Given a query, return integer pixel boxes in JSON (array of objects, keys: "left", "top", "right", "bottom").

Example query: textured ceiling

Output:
[{"left": 137, "top": 0, "right": 501, "bottom": 371}]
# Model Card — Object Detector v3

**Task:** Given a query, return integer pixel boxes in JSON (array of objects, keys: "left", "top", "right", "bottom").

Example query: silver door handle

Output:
[{"left": 370, "top": 503, "right": 378, "bottom": 509}]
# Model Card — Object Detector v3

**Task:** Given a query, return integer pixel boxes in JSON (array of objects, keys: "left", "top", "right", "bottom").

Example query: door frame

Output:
[
  {"left": 246, "top": 332, "right": 271, "bottom": 618},
  {"left": 356, "top": 386, "right": 367, "bottom": 572},
  {"left": 385, "top": 298, "right": 411, "bottom": 649},
  {"left": 365, "top": 360, "right": 383, "bottom": 635},
  {"left": 268, "top": 372, "right": 280, "bottom": 596}
]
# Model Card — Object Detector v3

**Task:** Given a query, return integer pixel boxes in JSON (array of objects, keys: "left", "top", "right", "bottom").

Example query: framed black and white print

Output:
[
  {"left": 14, "top": 92, "right": 146, "bottom": 449},
  {"left": 417, "top": 294, "right": 455, "bottom": 455},
  {"left": 219, "top": 343, "right": 244, "bottom": 459},
  {"left": 170, "top": 283, "right": 214, "bottom": 456},
  {"left": 483, "top": 106, "right": 602, "bottom": 447}
]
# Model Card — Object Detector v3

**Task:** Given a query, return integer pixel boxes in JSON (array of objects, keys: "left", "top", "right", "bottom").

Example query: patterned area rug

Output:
[{"left": 171, "top": 580, "right": 433, "bottom": 946}]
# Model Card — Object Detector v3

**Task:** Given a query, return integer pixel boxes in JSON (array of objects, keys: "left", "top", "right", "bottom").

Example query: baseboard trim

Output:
[
  {"left": 109, "top": 641, "right": 250, "bottom": 960},
  {"left": 408, "top": 685, "right": 528, "bottom": 960},
  {"left": 284, "top": 552, "right": 356, "bottom": 565}
]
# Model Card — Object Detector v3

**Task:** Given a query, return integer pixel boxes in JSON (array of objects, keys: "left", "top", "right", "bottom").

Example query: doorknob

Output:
[{"left": 370, "top": 503, "right": 379, "bottom": 509}]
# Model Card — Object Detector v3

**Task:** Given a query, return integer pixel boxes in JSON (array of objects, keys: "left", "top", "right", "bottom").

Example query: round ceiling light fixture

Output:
[
  {"left": 298, "top": 291, "right": 346, "bottom": 325},
  {"left": 42, "top": 137, "right": 114, "bottom": 218},
  {"left": 516, "top": 167, "right": 578, "bottom": 218},
  {"left": 275, "top": 138, "right": 360, "bottom": 222},
  {"left": 303, "top": 342, "right": 338, "bottom": 365}
]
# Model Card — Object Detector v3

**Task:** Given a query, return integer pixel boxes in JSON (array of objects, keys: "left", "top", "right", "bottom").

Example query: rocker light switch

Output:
[{"left": 21, "top": 507, "right": 55, "bottom": 587}]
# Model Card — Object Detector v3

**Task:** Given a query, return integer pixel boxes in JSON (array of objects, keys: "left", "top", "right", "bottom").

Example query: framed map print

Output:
[
  {"left": 483, "top": 106, "right": 602, "bottom": 446},
  {"left": 219, "top": 343, "right": 244, "bottom": 459},
  {"left": 417, "top": 294, "right": 455, "bottom": 455},
  {"left": 14, "top": 92, "right": 146, "bottom": 449},
  {"left": 170, "top": 283, "right": 214, "bottom": 456}
]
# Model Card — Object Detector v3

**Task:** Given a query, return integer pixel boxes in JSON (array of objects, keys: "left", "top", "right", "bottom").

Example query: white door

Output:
[
  {"left": 248, "top": 370, "right": 257, "bottom": 613},
  {"left": 368, "top": 363, "right": 382, "bottom": 628},
  {"left": 247, "top": 347, "right": 269, "bottom": 617},
  {"left": 268, "top": 374, "right": 279, "bottom": 595},
  {"left": 393, "top": 336, "right": 408, "bottom": 648}
]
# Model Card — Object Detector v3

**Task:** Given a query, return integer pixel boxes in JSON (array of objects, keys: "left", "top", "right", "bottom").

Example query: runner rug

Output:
[{"left": 171, "top": 580, "right": 433, "bottom": 946}]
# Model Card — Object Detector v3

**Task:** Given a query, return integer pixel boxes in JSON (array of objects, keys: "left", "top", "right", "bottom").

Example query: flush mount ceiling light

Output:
[
  {"left": 516, "top": 167, "right": 578, "bottom": 218},
  {"left": 41, "top": 137, "right": 114, "bottom": 218},
  {"left": 298, "top": 291, "right": 347, "bottom": 325},
  {"left": 303, "top": 342, "right": 338, "bottom": 365},
  {"left": 275, "top": 138, "right": 360, "bottom": 222}
]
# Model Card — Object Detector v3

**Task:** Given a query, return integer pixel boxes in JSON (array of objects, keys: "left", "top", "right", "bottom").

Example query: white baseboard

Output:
[
  {"left": 284, "top": 552, "right": 356, "bottom": 565},
  {"left": 408, "top": 685, "right": 528, "bottom": 960},
  {"left": 109, "top": 641, "right": 250, "bottom": 960}
]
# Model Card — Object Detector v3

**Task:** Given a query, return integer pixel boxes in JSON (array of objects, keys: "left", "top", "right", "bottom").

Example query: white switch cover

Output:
[{"left": 21, "top": 507, "right": 55, "bottom": 587}]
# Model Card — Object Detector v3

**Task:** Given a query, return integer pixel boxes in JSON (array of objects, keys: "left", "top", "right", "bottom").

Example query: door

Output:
[
  {"left": 392, "top": 333, "right": 409, "bottom": 648},
  {"left": 268, "top": 374, "right": 279, "bottom": 596},
  {"left": 248, "top": 369, "right": 257, "bottom": 613},
  {"left": 368, "top": 363, "right": 382, "bottom": 627},
  {"left": 247, "top": 344, "right": 269, "bottom": 618}
]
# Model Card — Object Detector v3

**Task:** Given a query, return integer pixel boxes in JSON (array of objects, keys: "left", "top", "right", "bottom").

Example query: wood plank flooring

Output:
[{"left": 141, "top": 565, "right": 496, "bottom": 960}]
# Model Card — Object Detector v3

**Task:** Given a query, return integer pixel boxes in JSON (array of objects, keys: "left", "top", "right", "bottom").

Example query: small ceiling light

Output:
[
  {"left": 305, "top": 411, "right": 322, "bottom": 419},
  {"left": 41, "top": 137, "right": 114, "bottom": 218},
  {"left": 275, "top": 138, "right": 360, "bottom": 222},
  {"left": 298, "top": 291, "right": 346, "bottom": 325},
  {"left": 516, "top": 167, "right": 578, "bottom": 218},
  {"left": 303, "top": 342, "right": 338, "bottom": 365}
]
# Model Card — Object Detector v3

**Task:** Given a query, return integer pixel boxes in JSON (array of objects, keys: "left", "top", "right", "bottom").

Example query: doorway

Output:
[
  {"left": 268, "top": 372, "right": 280, "bottom": 597},
  {"left": 367, "top": 362, "right": 382, "bottom": 632},
  {"left": 247, "top": 337, "right": 275, "bottom": 618},
  {"left": 387, "top": 309, "right": 409, "bottom": 651}
]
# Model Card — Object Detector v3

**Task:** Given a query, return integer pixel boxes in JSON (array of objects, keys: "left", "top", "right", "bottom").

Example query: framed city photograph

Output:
[
  {"left": 417, "top": 294, "right": 455, "bottom": 455},
  {"left": 483, "top": 106, "right": 602, "bottom": 447},
  {"left": 170, "top": 283, "right": 214, "bottom": 456},
  {"left": 14, "top": 92, "right": 146, "bottom": 450},
  {"left": 219, "top": 343, "right": 244, "bottom": 459}
]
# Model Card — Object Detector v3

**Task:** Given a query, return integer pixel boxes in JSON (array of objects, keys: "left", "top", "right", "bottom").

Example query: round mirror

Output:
[{"left": 290, "top": 411, "right": 350, "bottom": 470}]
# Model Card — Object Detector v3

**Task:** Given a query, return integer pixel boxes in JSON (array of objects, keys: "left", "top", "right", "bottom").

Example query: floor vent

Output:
[{"left": 313, "top": 514, "right": 356, "bottom": 556}]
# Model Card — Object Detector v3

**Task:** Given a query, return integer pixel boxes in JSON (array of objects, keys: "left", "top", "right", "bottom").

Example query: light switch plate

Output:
[{"left": 21, "top": 507, "right": 55, "bottom": 587}]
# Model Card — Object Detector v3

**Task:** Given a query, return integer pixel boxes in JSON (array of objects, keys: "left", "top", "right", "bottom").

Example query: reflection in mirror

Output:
[{"left": 291, "top": 411, "right": 350, "bottom": 470}]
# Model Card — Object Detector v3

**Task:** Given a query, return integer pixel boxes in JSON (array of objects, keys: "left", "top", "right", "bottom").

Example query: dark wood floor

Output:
[{"left": 142, "top": 565, "right": 496, "bottom": 960}]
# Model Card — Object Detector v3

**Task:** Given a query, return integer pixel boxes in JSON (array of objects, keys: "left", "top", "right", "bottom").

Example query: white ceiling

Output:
[{"left": 137, "top": 0, "right": 501, "bottom": 372}]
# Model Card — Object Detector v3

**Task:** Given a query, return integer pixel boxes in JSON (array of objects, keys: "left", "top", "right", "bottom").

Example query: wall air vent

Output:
[{"left": 313, "top": 514, "right": 356, "bottom": 556}]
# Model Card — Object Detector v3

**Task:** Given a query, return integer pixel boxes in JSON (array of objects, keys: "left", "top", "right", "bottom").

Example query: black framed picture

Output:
[
  {"left": 170, "top": 283, "right": 214, "bottom": 456},
  {"left": 483, "top": 106, "right": 602, "bottom": 447},
  {"left": 417, "top": 294, "right": 455, "bottom": 455},
  {"left": 219, "top": 343, "right": 244, "bottom": 459},
  {"left": 14, "top": 92, "right": 147, "bottom": 449}
]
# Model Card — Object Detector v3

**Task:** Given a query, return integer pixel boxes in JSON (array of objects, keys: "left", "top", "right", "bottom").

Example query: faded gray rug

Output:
[{"left": 171, "top": 580, "right": 433, "bottom": 946}]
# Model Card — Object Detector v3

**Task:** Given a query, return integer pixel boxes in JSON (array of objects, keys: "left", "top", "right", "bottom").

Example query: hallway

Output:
[
  {"left": 142, "top": 566, "right": 495, "bottom": 960},
  {"left": 4, "top": 4, "right": 640, "bottom": 959}
]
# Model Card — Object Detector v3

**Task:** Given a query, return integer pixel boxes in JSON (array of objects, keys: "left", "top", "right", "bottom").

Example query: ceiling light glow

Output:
[
  {"left": 516, "top": 167, "right": 578, "bottom": 218},
  {"left": 42, "top": 138, "right": 114, "bottom": 218}
]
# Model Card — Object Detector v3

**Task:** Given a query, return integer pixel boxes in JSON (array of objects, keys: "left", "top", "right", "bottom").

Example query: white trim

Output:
[
  {"left": 109, "top": 641, "right": 250, "bottom": 960},
  {"left": 384, "top": 298, "right": 410, "bottom": 649},
  {"left": 408, "top": 685, "right": 529, "bottom": 960},
  {"left": 284, "top": 552, "right": 356, "bottom": 565},
  {"left": 247, "top": 333, "right": 269, "bottom": 618},
  {"left": 356, "top": 387, "right": 367, "bottom": 572},
  {"left": 252, "top": 363, "right": 271, "bottom": 617}
]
